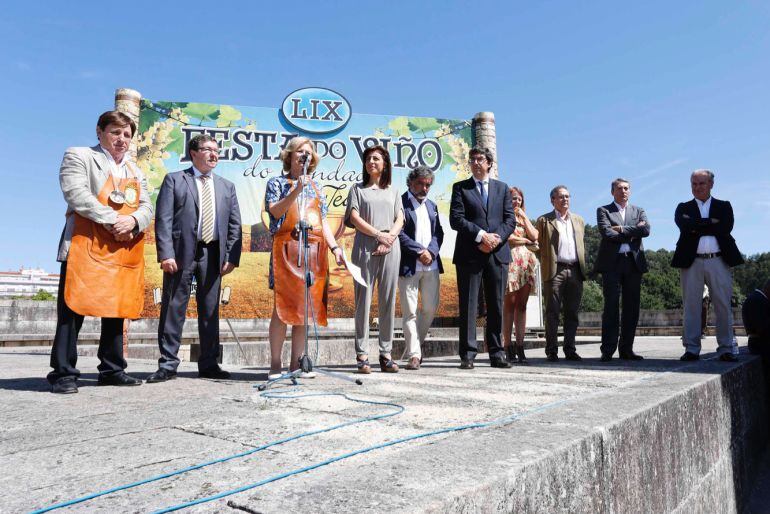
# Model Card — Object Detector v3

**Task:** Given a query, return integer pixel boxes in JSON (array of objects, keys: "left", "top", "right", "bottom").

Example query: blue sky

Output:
[{"left": 2, "top": 1, "right": 769, "bottom": 272}]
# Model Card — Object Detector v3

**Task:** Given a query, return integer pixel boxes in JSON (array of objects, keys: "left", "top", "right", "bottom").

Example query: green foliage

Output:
[
  {"left": 408, "top": 117, "right": 442, "bottom": 134},
  {"left": 733, "top": 252, "right": 770, "bottom": 295},
  {"left": 580, "top": 280, "right": 604, "bottom": 312},
  {"left": 184, "top": 103, "right": 220, "bottom": 121},
  {"left": 217, "top": 105, "right": 242, "bottom": 128},
  {"left": 139, "top": 103, "right": 161, "bottom": 134},
  {"left": 387, "top": 117, "right": 411, "bottom": 136},
  {"left": 30, "top": 289, "right": 55, "bottom": 301}
]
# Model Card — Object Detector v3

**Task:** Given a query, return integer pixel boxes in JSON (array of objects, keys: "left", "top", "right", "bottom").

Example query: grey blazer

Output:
[
  {"left": 57, "top": 145, "right": 153, "bottom": 261},
  {"left": 594, "top": 202, "right": 650, "bottom": 273}
]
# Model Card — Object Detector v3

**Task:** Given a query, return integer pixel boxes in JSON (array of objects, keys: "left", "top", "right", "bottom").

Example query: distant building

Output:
[{"left": 0, "top": 268, "right": 60, "bottom": 298}]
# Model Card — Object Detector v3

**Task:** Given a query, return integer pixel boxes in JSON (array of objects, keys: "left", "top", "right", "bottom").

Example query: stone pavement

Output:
[{"left": 1, "top": 336, "right": 767, "bottom": 513}]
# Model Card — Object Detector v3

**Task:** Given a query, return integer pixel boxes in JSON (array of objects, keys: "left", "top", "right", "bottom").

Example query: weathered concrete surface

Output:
[{"left": 0, "top": 336, "right": 767, "bottom": 513}]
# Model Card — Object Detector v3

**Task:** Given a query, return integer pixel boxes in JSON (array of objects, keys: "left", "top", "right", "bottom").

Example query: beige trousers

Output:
[{"left": 398, "top": 270, "right": 441, "bottom": 359}]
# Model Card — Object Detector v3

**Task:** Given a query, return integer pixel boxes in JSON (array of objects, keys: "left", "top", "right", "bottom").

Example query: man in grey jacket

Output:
[
  {"left": 595, "top": 178, "right": 650, "bottom": 361},
  {"left": 48, "top": 110, "right": 154, "bottom": 394}
]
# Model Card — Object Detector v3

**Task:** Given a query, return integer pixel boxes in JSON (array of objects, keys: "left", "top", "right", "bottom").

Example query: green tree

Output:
[
  {"left": 30, "top": 289, "right": 55, "bottom": 301},
  {"left": 580, "top": 280, "right": 604, "bottom": 312}
]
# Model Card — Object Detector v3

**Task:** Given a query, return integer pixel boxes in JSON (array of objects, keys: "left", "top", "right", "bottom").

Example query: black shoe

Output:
[
  {"left": 52, "top": 377, "right": 78, "bottom": 394},
  {"left": 619, "top": 352, "right": 644, "bottom": 361},
  {"left": 460, "top": 359, "right": 475, "bottom": 370},
  {"left": 98, "top": 372, "right": 142, "bottom": 386},
  {"left": 719, "top": 353, "right": 738, "bottom": 362},
  {"left": 490, "top": 357, "right": 513, "bottom": 369},
  {"left": 600, "top": 353, "right": 613, "bottom": 362},
  {"left": 680, "top": 352, "right": 700, "bottom": 361},
  {"left": 546, "top": 354, "right": 559, "bottom": 362},
  {"left": 199, "top": 367, "right": 231, "bottom": 379},
  {"left": 564, "top": 353, "right": 583, "bottom": 362},
  {"left": 146, "top": 368, "right": 177, "bottom": 383}
]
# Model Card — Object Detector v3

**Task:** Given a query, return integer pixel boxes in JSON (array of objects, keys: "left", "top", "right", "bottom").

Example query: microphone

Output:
[{"left": 300, "top": 153, "right": 311, "bottom": 175}]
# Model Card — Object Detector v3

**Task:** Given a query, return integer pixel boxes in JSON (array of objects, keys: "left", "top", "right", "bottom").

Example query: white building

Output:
[{"left": 0, "top": 268, "right": 60, "bottom": 298}]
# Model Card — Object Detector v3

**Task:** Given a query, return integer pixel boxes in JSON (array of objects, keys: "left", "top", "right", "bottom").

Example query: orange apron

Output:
[
  {"left": 65, "top": 166, "right": 145, "bottom": 318},
  {"left": 273, "top": 181, "right": 329, "bottom": 326}
]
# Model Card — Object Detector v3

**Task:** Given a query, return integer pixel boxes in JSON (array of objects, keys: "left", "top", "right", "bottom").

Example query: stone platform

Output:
[{"left": 1, "top": 336, "right": 767, "bottom": 513}]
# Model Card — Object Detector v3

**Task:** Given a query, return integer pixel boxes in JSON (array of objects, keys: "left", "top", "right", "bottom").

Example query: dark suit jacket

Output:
[
  {"left": 671, "top": 197, "right": 743, "bottom": 268},
  {"left": 595, "top": 203, "right": 650, "bottom": 274},
  {"left": 398, "top": 192, "right": 444, "bottom": 277},
  {"left": 742, "top": 289, "right": 770, "bottom": 338},
  {"left": 449, "top": 177, "right": 516, "bottom": 266},
  {"left": 155, "top": 168, "right": 242, "bottom": 272}
]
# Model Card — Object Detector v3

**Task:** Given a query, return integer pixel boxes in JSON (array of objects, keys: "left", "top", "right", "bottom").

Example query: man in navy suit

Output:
[
  {"left": 398, "top": 165, "right": 444, "bottom": 371},
  {"left": 450, "top": 147, "right": 516, "bottom": 369},
  {"left": 672, "top": 169, "right": 743, "bottom": 362},
  {"left": 147, "top": 134, "right": 242, "bottom": 382},
  {"left": 595, "top": 178, "right": 650, "bottom": 361}
]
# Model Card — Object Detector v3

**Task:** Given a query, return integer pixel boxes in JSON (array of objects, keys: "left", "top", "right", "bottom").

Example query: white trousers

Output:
[
  {"left": 681, "top": 256, "right": 736, "bottom": 356},
  {"left": 398, "top": 270, "right": 441, "bottom": 359}
]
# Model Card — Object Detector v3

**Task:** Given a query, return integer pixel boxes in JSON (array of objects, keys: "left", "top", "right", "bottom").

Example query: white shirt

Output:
[
  {"left": 554, "top": 210, "right": 577, "bottom": 263},
  {"left": 193, "top": 166, "right": 218, "bottom": 242},
  {"left": 100, "top": 145, "right": 130, "bottom": 179},
  {"left": 695, "top": 196, "right": 719, "bottom": 254},
  {"left": 408, "top": 192, "right": 438, "bottom": 272},
  {"left": 613, "top": 202, "right": 631, "bottom": 254}
]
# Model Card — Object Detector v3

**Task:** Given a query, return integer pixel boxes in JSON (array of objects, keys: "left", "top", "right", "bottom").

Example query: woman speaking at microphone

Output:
[{"left": 264, "top": 136, "right": 344, "bottom": 379}]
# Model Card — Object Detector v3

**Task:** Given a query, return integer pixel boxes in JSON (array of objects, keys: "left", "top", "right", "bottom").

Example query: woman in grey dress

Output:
[{"left": 344, "top": 145, "right": 404, "bottom": 373}]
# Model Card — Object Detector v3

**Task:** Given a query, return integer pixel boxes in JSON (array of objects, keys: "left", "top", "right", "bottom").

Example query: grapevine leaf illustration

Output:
[
  {"left": 217, "top": 105, "right": 243, "bottom": 128},
  {"left": 408, "top": 117, "right": 441, "bottom": 133},
  {"left": 387, "top": 117, "right": 411, "bottom": 136},
  {"left": 184, "top": 103, "right": 220, "bottom": 121}
]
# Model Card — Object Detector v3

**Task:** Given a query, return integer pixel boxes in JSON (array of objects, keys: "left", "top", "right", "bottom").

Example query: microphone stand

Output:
[{"left": 259, "top": 155, "right": 362, "bottom": 391}]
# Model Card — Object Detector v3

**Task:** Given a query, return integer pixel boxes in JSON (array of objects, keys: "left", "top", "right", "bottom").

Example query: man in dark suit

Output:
[
  {"left": 742, "top": 280, "right": 770, "bottom": 357},
  {"left": 672, "top": 169, "right": 743, "bottom": 362},
  {"left": 147, "top": 134, "right": 242, "bottom": 382},
  {"left": 398, "top": 165, "right": 444, "bottom": 371},
  {"left": 450, "top": 147, "right": 516, "bottom": 369},
  {"left": 595, "top": 178, "right": 650, "bottom": 362}
]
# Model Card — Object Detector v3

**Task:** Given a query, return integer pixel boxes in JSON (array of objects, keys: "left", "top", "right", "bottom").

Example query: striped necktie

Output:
[{"left": 200, "top": 175, "right": 214, "bottom": 243}]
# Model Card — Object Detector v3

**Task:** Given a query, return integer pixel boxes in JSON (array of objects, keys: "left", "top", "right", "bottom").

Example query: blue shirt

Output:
[{"left": 264, "top": 174, "right": 328, "bottom": 235}]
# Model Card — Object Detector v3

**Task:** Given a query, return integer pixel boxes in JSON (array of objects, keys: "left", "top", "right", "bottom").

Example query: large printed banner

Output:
[{"left": 136, "top": 88, "right": 473, "bottom": 318}]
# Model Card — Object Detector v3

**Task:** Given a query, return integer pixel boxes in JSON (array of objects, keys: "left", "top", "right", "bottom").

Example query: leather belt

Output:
[
  {"left": 618, "top": 252, "right": 633, "bottom": 257},
  {"left": 696, "top": 252, "right": 721, "bottom": 259},
  {"left": 557, "top": 261, "right": 577, "bottom": 267}
]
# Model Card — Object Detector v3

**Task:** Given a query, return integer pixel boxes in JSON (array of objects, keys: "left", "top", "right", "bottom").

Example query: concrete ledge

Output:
[{"left": 1, "top": 337, "right": 766, "bottom": 513}]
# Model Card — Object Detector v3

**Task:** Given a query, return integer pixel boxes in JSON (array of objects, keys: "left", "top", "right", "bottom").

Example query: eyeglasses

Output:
[
  {"left": 195, "top": 147, "right": 219, "bottom": 154},
  {"left": 470, "top": 157, "right": 487, "bottom": 163}
]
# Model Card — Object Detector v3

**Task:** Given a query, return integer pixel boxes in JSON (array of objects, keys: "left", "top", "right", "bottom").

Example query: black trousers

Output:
[
  {"left": 47, "top": 262, "right": 126, "bottom": 383},
  {"left": 456, "top": 261, "right": 507, "bottom": 361},
  {"left": 544, "top": 263, "right": 584, "bottom": 356},
  {"left": 157, "top": 241, "right": 222, "bottom": 372},
  {"left": 600, "top": 255, "right": 643, "bottom": 356}
]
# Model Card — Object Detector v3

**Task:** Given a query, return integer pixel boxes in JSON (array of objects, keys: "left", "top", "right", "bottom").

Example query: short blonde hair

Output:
[{"left": 279, "top": 136, "right": 320, "bottom": 173}]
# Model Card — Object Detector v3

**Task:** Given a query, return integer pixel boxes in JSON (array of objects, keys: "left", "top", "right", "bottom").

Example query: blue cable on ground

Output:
[{"left": 28, "top": 390, "right": 403, "bottom": 514}]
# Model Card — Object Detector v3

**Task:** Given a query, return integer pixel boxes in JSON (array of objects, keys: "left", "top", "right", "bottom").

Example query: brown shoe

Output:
[
  {"left": 379, "top": 355, "right": 399, "bottom": 373},
  {"left": 356, "top": 356, "right": 371, "bottom": 374},
  {"left": 405, "top": 356, "right": 421, "bottom": 370}
]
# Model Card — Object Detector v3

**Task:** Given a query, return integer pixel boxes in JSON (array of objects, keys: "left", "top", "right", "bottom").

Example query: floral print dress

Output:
[{"left": 506, "top": 222, "right": 537, "bottom": 294}]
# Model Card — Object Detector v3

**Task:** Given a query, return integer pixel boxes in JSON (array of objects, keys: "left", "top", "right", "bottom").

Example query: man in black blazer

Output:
[
  {"left": 398, "top": 165, "right": 444, "bottom": 370},
  {"left": 671, "top": 169, "right": 743, "bottom": 362},
  {"left": 595, "top": 178, "right": 650, "bottom": 361},
  {"left": 148, "top": 134, "right": 242, "bottom": 382},
  {"left": 450, "top": 147, "right": 516, "bottom": 369}
]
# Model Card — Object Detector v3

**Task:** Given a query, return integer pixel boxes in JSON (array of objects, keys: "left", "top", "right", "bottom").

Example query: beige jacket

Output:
[{"left": 535, "top": 210, "right": 587, "bottom": 282}]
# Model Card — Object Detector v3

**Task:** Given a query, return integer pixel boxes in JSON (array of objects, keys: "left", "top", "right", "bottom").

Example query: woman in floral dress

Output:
[{"left": 502, "top": 187, "right": 539, "bottom": 364}]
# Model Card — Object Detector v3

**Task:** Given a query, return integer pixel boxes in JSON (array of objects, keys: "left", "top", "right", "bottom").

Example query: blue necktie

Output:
[{"left": 478, "top": 180, "right": 488, "bottom": 206}]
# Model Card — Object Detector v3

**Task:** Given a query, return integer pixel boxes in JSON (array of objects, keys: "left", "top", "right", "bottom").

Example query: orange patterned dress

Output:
[{"left": 506, "top": 222, "right": 537, "bottom": 294}]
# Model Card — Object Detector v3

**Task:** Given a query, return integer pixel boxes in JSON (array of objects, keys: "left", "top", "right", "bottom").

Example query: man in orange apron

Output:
[{"left": 48, "top": 111, "right": 154, "bottom": 394}]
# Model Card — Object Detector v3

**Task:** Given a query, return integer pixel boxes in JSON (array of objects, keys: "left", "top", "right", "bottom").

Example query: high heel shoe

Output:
[
  {"left": 515, "top": 344, "right": 529, "bottom": 365},
  {"left": 379, "top": 354, "right": 399, "bottom": 373}
]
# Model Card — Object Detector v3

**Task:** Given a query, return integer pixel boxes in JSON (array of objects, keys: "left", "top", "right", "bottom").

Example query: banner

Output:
[{"left": 136, "top": 88, "right": 474, "bottom": 318}]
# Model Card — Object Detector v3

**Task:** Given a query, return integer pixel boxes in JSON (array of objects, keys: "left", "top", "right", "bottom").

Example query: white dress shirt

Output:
[
  {"left": 193, "top": 166, "right": 218, "bottom": 242},
  {"left": 408, "top": 192, "right": 438, "bottom": 272},
  {"left": 100, "top": 145, "right": 130, "bottom": 179},
  {"left": 554, "top": 210, "right": 578, "bottom": 263},
  {"left": 695, "top": 197, "right": 719, "bottom": 253},
  {"left": 613, "top": 202, "right": 631, "bottom": 254}
]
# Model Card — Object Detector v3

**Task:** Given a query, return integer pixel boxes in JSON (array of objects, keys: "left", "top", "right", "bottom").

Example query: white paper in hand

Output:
[{"left": 341, "top": 250, "right": 367, "bottom": 288}]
